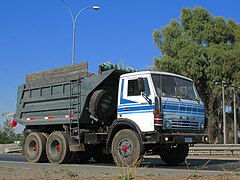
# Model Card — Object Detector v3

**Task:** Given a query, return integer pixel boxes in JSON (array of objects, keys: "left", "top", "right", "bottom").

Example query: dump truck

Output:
[{"left": 14, "top": 62, "right": 208, "bottom": 166}]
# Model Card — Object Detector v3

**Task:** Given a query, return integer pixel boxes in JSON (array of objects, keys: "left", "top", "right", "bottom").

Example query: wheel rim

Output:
[
  {"left": 28, "top": 139, "right": 38, "bottom": 156},
  {"left": 100, "top": 95, "right": 113, "bottom": 112},
  {"left": 50, "top": 139, "right": 61, "bottom": 158},
  {"left": 117, "top": 138, "right": 133, "bottom": 160}
]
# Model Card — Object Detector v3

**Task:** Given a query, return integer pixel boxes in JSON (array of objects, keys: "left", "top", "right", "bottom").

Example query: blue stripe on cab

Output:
[{"left": 118, "top": 105, "right": 154, "bottom": 113}]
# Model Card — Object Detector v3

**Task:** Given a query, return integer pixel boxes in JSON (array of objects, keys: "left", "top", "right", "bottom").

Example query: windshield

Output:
[{"left": 151, "top": 74, "right": 199, "bottom": 100}]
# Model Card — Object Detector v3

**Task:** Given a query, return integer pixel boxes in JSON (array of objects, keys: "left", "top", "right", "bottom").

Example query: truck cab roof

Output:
[{"left": 120, "top": 70, "right": 193, "bottom": 82}]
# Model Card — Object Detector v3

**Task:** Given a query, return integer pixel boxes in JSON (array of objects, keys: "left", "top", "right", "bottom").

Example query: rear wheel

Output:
[
  {"left": 111, "top": 129, "right": 144, "bottom": 167},
  {"left": 24, "top": 132, "right": 47, "bottom": 163},
  {"left": 40, "top": 132, "right": 49, "bottom": 162},
  {"left": 41, "top": 132, "right": 49, "bottom": 140},
  {"left": 160, "top": 144, "right": 189, "bottom": 166},
  {"left": 46, "top": 131, "right": 71, "bottom": 164}
]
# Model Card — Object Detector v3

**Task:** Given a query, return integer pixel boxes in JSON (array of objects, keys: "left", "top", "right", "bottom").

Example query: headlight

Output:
[
  {"left": 200, "top": 123, "right": 204, "bottom": 130},
  {"left": 202, "top": 136, "right": 209, "bottom": 142},
  {"left": 165, "top": 137, "right": 169, "bottom": 142},
  {"left": 165, "top": 121, "right": 170, "bottom": 129}
]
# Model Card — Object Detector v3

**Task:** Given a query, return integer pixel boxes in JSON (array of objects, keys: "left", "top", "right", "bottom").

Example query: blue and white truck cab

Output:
[
  {"left": 118, "top": 71, "right": 206, "bottom": 133},
  {"left": 111, "top": 71, "right": 208, "bottom": 165}
]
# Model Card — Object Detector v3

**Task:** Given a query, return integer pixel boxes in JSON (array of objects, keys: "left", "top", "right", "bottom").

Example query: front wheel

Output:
[
  {"left": 160, "top": 144, "right": 189, "bottom": 166},
  {"left": 111, "top": 129, "right": 144, "bottom": 167}
]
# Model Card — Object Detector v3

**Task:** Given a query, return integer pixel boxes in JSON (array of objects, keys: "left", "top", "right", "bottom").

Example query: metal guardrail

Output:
[
  {"left": 1, "top": 144, "right": 240, "bottom": 155},
  {"left": 189, "top": 144, "right": 240, "bottom": 155},
  {"left": 4, "top": 147, "right": 22, "bottom": 154},
  {"left": 0, "top": 143, "right": 21, "bottom": 154}
]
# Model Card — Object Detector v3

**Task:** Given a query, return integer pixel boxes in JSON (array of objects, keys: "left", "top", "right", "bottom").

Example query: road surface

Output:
[{"left": 0, "top": 153, "right": 239, "bottom": 179}]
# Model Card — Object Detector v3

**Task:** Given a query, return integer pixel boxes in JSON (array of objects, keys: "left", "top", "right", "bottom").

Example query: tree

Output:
[
  {"left": 0, "top": 117, "right": 22, "bottom": 144},
  {"left": 153, "top": 6, "right": 240, "bottom": 143}
]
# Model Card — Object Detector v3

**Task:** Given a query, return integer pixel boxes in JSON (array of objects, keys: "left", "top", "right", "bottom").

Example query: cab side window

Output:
[
  {"left": 127, "top": 78, "right": 150, "bottom": 96},
  {"left": 128, "top": 79, "right": 141, "bottom": 96}
]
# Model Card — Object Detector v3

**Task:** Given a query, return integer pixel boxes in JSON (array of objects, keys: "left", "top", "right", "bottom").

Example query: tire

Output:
[
  {"left": 91, "top": 145, "right": 113, "bottom": 163},
  {"left": 68, "top": 151, "right": 92, "bottom": 164},
  {"left": 160, "top": 144, "right": 189, "bottom": 166},
  {"left": 111, "top": 129, "right": 144, "bottom": 167},
  {"left": 40, "top": 132, "right": 49, "bottom": 162},
  {"left": 22, "top": 128, "right": 39, "bottom": 156},
  {"left": 89, "top": 88, "right": 116, "bottom": 120},
  {"left": 24, "top": 132, "right": 47, "bottom": 163},
  {"left": 46, "top": 131, "right": 72, "bottom": 164},
  {"left": 41, "top": 132, "right": 49, "bottom": 140}
]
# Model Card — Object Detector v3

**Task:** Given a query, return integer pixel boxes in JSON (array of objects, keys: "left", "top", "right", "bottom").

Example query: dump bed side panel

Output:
[{"left": 15, "top": 82, "right": 72, "bottom": 125}]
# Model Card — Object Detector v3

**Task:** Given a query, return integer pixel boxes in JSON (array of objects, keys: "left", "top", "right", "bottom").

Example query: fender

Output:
[{"left": 106, "top": 118, "right": 145, "bottom": 148}]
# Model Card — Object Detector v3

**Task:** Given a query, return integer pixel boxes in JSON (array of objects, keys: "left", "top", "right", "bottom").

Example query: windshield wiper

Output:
[
  {"left": 181, "top": 94, "right": 200, "bottom": 103},
  {"left": 172, "top": 95, "right": 182, "bottom": 102},
  {"left": 157, "top": 87, "right": 181, "bottom": 101}
]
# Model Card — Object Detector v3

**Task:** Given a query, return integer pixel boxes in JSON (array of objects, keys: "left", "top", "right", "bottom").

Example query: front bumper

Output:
[{"left": 159, "top": 133, "right": 209, "bottom": 144}]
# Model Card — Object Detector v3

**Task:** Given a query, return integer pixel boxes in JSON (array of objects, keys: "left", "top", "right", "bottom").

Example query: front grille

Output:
[{"left": 172, "top": 120, "right": 199, "bottom": 129}]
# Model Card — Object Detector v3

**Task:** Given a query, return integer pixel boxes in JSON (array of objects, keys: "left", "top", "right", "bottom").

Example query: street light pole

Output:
[
  {"left": 232, "top": 85, "right": 237, "bottom": 144},
  {"left": 59, "top": 0, "right": 100, "bottom": 64},
  {"left": 222, "top": 81, "right": 227, "bottom": 144},
  {"left": 216, "top": 81, "right": 227, "bottom": 144}
]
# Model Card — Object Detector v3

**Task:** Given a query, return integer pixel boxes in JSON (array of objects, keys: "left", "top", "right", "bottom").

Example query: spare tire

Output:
[{"left": 89, "top": 88, "right": 116, "bottom": 120}]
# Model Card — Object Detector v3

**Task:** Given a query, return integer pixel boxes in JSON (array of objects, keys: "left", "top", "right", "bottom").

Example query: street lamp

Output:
[{"left": 59, "top": 0, "right": 100, "bottom": 64}]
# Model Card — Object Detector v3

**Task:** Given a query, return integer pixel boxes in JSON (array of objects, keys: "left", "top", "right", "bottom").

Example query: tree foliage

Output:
[
  {"left": 0, "top": 119, "right": 21, "bottom": 144},
  {"left": 153, "top": 6, "right": 240, "bottom": 143}
]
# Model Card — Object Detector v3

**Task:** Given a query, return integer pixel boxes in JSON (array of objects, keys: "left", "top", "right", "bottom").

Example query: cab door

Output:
[{"left": 117, "top": 77, "right": 155, "bottom": 132}]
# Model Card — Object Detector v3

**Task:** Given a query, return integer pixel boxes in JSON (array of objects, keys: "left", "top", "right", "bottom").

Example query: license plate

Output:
[{"left": 185, "top": 137, "right": 193, "bottom": 143}]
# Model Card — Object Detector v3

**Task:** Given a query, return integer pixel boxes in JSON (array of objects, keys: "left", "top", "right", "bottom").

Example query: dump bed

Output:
[{"left": 15, "top": 63, "right": 124, "bottom": 126}]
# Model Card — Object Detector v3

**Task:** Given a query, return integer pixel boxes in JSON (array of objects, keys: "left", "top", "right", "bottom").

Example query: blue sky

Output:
[{"left": 0, "top": 0, "right": 240, "bottom": 133}]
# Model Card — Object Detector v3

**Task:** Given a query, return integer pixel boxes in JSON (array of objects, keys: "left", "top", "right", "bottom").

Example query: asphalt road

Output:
[{"left": 0, "top": 153, "right": 239, "bottom": 177}]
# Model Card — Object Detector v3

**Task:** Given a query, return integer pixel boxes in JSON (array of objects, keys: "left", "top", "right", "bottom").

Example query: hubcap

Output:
[
  {"left": 33, "top": 145, "right": 38, "bottom": 151},
  {"left": 57, "top": 145, "right": 61, "bottom": 152},
  {"left": 122, "top": 145, "right": 127, "bottom": 152},
  {"left": 100, "top": 95, "right": 113, "bottom": 112},
  {"left": 50, "top": 140, "right": 61, "bottom": 157},
  {"left": 117, "top": 138, "right": 132, "bottom": 160},
  {"left": 29, "top": 140, "right": 38, "bottom": 156}
]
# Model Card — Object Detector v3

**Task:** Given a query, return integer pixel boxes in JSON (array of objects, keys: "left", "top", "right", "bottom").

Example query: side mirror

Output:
[
  {"left": 155, "top": 96, "right": 162, "bottom": 113},
  {"left": 138, "top": 78, "right": 145, "bottom": 92}
]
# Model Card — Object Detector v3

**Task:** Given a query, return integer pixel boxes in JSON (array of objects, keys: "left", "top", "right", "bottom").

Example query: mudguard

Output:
[{"left": 106, "top": 118, "right": 145, "bottom": 148}]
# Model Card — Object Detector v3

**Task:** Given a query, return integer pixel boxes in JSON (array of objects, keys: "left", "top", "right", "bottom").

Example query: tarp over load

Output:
[{"left": 99, "top": 62, "right": 138, "bottom": 73}]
